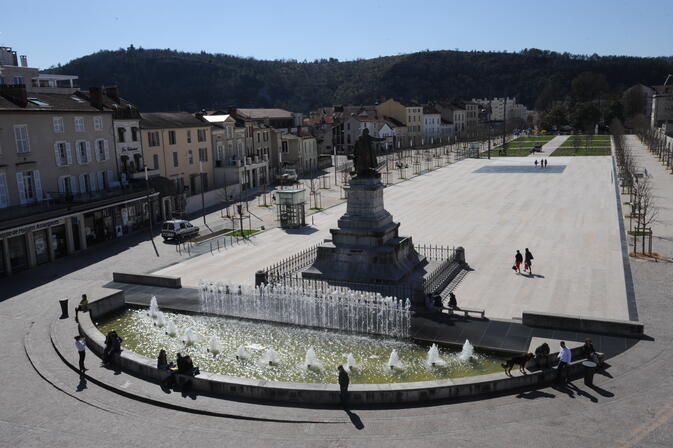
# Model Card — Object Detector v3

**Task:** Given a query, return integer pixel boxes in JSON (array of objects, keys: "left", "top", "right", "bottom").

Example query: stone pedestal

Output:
[{"left": 303, "top": 175, "right": 426, "bottom": 284}]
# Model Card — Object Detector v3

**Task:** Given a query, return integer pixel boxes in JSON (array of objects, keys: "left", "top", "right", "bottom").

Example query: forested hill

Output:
[{"left": 52, "top": 47, "right": 673, "bottom": 113}]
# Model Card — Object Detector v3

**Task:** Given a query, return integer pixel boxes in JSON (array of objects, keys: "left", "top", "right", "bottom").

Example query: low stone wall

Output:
[
  {"left": 87, "top": 288, "right": 125, "bottom": 320},
  {"left": 113, "top": 272, "right": 182, "bottom": 289},
  {"left": 522, "top": 311, "right": 644, "bottom": 337},
  {"left": 77, "top": 292, "right": 592, "bottom": 405}
]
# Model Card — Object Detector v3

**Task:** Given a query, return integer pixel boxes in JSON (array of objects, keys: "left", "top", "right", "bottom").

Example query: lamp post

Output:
[
  {"left": 145, "top": 166, "right": 158, "bottom": 257},
  {"left": 200, "top": 161, "right": 206, "bottom": 225}
]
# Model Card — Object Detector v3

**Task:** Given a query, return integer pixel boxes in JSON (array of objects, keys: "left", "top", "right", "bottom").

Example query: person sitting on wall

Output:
[{"left": 75, "top": 294, "right": 88, "bottom": 323}]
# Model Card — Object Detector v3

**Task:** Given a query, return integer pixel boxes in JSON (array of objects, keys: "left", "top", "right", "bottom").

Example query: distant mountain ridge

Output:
[{"left": 52, "top": 47, "right": 673, "bottom": 113}]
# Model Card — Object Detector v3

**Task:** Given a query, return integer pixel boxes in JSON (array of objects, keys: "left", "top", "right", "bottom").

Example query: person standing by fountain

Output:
[
  {"left": 338, "top": 365, "right": 350, "bottom": 406},
  {"left": 557, "top": 341, "right": 572, "bottom": 384},
  {"left": 74, "top": 336, "right": 86, "bottom": 372}
]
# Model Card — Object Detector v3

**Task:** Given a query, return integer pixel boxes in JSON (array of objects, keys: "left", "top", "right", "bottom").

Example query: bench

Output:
[{"left": 444, "top": 306, "right": 485, "bottom": 319}]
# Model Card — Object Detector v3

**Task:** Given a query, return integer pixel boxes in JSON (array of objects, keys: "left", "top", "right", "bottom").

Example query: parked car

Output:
[
  {"left": 161, "top": 220, "right": 199, "bottom": 241},
  {"left": 276, "top": 169, "right": 298, "bottom": 183},
  {"left": 532, "top": 145, "right": 543, "bottom": 152}
]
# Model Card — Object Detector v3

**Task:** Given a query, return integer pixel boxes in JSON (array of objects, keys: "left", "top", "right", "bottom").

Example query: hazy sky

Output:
[{"left": 2, "top": 0, "right": 672, "bottom": 69}]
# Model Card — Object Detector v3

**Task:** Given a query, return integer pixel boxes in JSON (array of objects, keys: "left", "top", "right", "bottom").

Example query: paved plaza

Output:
[
  {"left": 2, "top": 138, "right": 673, "bottom": 447},
  {"left": 157, "top": 155, "right": 628, "bottom": 321}
]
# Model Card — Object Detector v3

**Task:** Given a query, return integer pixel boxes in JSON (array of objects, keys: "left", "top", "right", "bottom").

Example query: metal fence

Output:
[{"left": 261, "top": 243, "right": 457, "bottom": 300}]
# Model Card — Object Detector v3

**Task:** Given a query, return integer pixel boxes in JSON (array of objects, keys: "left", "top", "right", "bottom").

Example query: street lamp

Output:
[{"left": 200, "top": 160, "right": 206, "bottom": 225}]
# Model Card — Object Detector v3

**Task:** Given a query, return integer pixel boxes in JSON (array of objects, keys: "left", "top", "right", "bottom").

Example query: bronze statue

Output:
[{"left": 352, "top": 128, "right": 384, "bottom": 178}]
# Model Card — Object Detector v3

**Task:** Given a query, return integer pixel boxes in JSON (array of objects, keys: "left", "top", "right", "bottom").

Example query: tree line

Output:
[{"left": 51, "top": 47, "right": 673, "bottom": 113}]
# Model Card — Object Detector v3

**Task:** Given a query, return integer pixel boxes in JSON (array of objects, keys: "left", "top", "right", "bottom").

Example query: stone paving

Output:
[
  {"left": 2, "top": 136, "right": 673, "bottom": 447},
  {"left": 156, "top": 155, "right": 628, "bottom": 322}
]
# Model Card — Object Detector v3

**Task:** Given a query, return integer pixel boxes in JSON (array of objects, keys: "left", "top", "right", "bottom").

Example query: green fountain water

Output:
[{"left": 97, "top": 308, "right": 504, "bottom": 384}]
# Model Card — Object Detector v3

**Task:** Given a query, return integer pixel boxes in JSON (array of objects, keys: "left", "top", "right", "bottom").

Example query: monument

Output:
[{"left": 303, "top": 129, "right": 427, "bottom": 284}]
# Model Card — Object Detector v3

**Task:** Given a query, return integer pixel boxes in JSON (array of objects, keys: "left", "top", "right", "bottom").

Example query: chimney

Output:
[
  {"left": 0, "top": 84, "right": 28, "bottom": 107},
  {"left": 20, "top": 55, "right": 28, "bottom": 67},
  {"left": 89, "top": 86, "right": 104, "bottom": 109},
  {"left": 104, "top": 85, "right": 120, "bottom": 103}
]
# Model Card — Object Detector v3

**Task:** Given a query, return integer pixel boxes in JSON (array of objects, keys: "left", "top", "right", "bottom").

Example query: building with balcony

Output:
[{"left": 0, "top": 84, "right": 158, "bottom": 276}]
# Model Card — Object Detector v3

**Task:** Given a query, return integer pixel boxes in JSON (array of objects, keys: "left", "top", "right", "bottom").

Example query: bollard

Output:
[
  {"left": 59, "top": 298, "right": 69, "bottom": 319},
  {"left": 582, "top": 361, "right": 597, "bottom": 386}
]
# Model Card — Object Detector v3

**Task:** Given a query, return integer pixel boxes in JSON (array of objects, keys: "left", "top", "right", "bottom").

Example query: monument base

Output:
[{"left": 303, "top": 175, "right": 426, "bottom": 286}]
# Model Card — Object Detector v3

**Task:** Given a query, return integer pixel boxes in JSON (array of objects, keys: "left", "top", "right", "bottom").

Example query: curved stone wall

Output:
[{"left": 77, "top": 292, "right": 590, "bottom": 405}]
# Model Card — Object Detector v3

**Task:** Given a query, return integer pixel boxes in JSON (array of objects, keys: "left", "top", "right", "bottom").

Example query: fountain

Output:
[
  {"left": 387, "top": 349, "right": 404, "bottom": 370},
  {"left": 199, "top": 282, "right": 411, "bottom": 338},
  {"left": 165, "top": 320, "right": 177, "bottom": 337},
  {"left": 458, "top": 339, "right": 474, "bottom": 362},
  {"left": 235, "top": 345, "right": 250, "bottom": 360},
  {"left": 182, "top": 327, "right": 197, "bottom": 346},
  {"left": 345, "top": 353, "right": 357, "bottom": 371},
  {"left": 426, "top": 343, "right": 447, "bottom": 367},
  {"left": 304, "top": 347, "right": 321, "bottom": 370},
  {"left": 208, "top": 337, "right": 222, "bottom": 355},
  {"left": 148, "top": 296, "right": 159, "bottom": 318},
  {"left": 153, "top": 311, "right": 166, "bottom": 328},
  {"left": 260, "top": 349, "right": 279, "bottom": 366}
]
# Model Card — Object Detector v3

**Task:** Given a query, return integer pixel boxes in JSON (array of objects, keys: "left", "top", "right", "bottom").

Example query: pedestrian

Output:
[
  {"left": 338, "top": 365, "right": 350, "bottom": 406},
  {"left": 557, "top": 341, "right": 571, "bottom": 384},
  {"left": 448, "top": 292, "right": 458, "bottom": 309},
  {"left": 74, "top": 335, "right": 86, "bottom": 372},
  {"left": 583, "top": 339, "right": 602, "bottom": 369},
  {"left": 544, "top": 159, "right": 548, "bottom": 168},
  {"left": 514, "top": 250, "right": 523, "bottom": 274},
  {"left": 524, "top": 248, "right": 534, "bottom": 275},
  {"left": 534, "top": 159, "right": 538, "bottom": 167},
  {"left": 75, "top": 294, "right": 88, "bottom": 323}
]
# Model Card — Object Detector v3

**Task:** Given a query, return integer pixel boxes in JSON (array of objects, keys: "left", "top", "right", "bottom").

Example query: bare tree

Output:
[{"left": 638, "top": 176, "right": 657, "bottom": 254}]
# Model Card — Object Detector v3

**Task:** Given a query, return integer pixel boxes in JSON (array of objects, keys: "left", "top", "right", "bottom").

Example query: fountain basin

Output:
[{"left": 74, "top": 290, "right": 577, "bottom": 405}]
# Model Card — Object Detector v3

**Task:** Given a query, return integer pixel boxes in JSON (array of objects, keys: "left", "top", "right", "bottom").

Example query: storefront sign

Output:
[{"left": 0, "top": 218, "right": 64, "bottom": 240}]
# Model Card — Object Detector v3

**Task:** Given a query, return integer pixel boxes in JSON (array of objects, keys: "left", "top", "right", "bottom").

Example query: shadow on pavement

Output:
[
  {"left": 345, "top": 408, "right": 364, "bottom": 430},
  {"left": 0, "top": 231, "right": 157, "bottom": 301}
]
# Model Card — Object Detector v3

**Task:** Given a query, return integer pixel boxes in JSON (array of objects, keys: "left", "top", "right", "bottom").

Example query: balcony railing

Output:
[{"left": 0, "top": 183, "right": 152, "bottom": 227}]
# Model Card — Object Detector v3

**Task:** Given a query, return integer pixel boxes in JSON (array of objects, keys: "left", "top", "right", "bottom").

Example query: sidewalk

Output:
[{"left": 528, "top": 135, "right": 569, "bottom": 157}]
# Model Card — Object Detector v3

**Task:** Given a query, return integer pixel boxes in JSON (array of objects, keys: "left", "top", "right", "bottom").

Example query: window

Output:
[
  {"left": 282, "top": 141, "right": 288, "bottom": 153},
  {"left": 148, "top": 131, "right": 160, "bottom": 147},
  {"left": 94, "top": 116, "right": 103, "bottom": 130},
  {"left": 16, "top": 170, "right": 42, "bottom": 204},
  {"left": 27, "top": 97, "right": 50, "bottom": 107},
  {"left": 131, "top": 127, "right": 139, "bottom": 141},
  {"left": 199, "top": 148, "right": 207, "bottom": 162},
  {"left": 14, "top": 125, "right": 30, "bottom": 153},
  {"left": 13, "top": 76, "right": 24, "bottom": 85},
  {"left": 188, "top": 150, "right": 194, "bottom": 165},
  {"left": 186, "top": 130, "right": 192, "bottom": 144},
  {"left": 172, "top": 152, "right": 179, "bottom": 168},
  {"left": 117, "top": 127, "right": 126, "bottom": 143},
  {"left": 53, "top": 142, "right": 71, "bottom": 166},
  {"left": 197, "top": 129, "right": 207, "bottom": 142},
  {"left": 153, "top": 154, "right": 159, "bottom": 170},
  {"left": 80, "top": 173, "right": 92, "bottom": 193},
  {"left": 263, "top": 131, "right": 268, "bottom": 142},
  {"left": 59, "top": 175, "right": 75, "bottom": 195},
  {"left": 216, "top": 143, "right": 224, "bottom": 161},
  {"left": 74, "top": 117, "right": 85, "bottom": 132},
  {"left": 76, "top": 141, "right": 91, "bottom": 164},
  {"left": 0, "top": 172, "right": 8, "bottom": 208},
  {"left": 168, "top": 130, "right": 176, "bottom": 145},
  {"left": 256, "top": 133, "right": 261, "bottom": 143},
  {"left": 53, "top": 117, "right": 64, "bottom": 133},
  {"left": 96, "top": 139, "right": 109, "bottom": 161}
]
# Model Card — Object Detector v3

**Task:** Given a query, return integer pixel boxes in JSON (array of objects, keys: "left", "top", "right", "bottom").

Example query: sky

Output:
[{"left": 1, "top": 0, "right": 672, "bottom": 69}]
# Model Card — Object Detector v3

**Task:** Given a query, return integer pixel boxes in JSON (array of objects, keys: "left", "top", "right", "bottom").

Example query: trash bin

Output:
[
  {"left": 255, "top": 270, "right": 268, "bottom": 287},
  {"left": 582, "top": 360, "right": 597, "bottom": 386},
  {"left": 59, "top": 298, "right": 69, "bottom": 319}
]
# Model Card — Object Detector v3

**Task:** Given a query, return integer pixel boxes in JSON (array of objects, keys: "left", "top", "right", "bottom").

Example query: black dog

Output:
[{"left": 501, "top": 353, "right": 534, "bottom": 376}]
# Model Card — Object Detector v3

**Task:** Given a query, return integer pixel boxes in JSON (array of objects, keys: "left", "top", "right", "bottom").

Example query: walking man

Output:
[
  {"left": 524, "top": 248, "right": 534, "bottom": 275},
  {"left": 544, "top": 159, "right": 548, "bottom": 168},
  {"left": 338, "top": 365, "right": 350, "bottom": 406},
  {"left": 557, "top": 341, "right": 571, "bottom": 384},
  {"left": 534, "top": 159, "right": 538, "bottom": 167},
  {"left": 514, "top": 250, "right": 523, "bottom": 274},
  {"left": 74, "top": 335, "right": 86, "bottom": 372}
]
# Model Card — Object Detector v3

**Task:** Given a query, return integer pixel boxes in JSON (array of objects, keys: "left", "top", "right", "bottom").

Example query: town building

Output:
[
  {"left": 376, "top": 99, "right": 424, "bottom": 144},
  {"left": 0, "top": 84, "right": 159, "bottom": 276},
  {"left": 139, "top": 112, "right": 213, "bottom": 216},
  {"left": 280, "top": 133, "right": 318, "bottom": 175}
]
